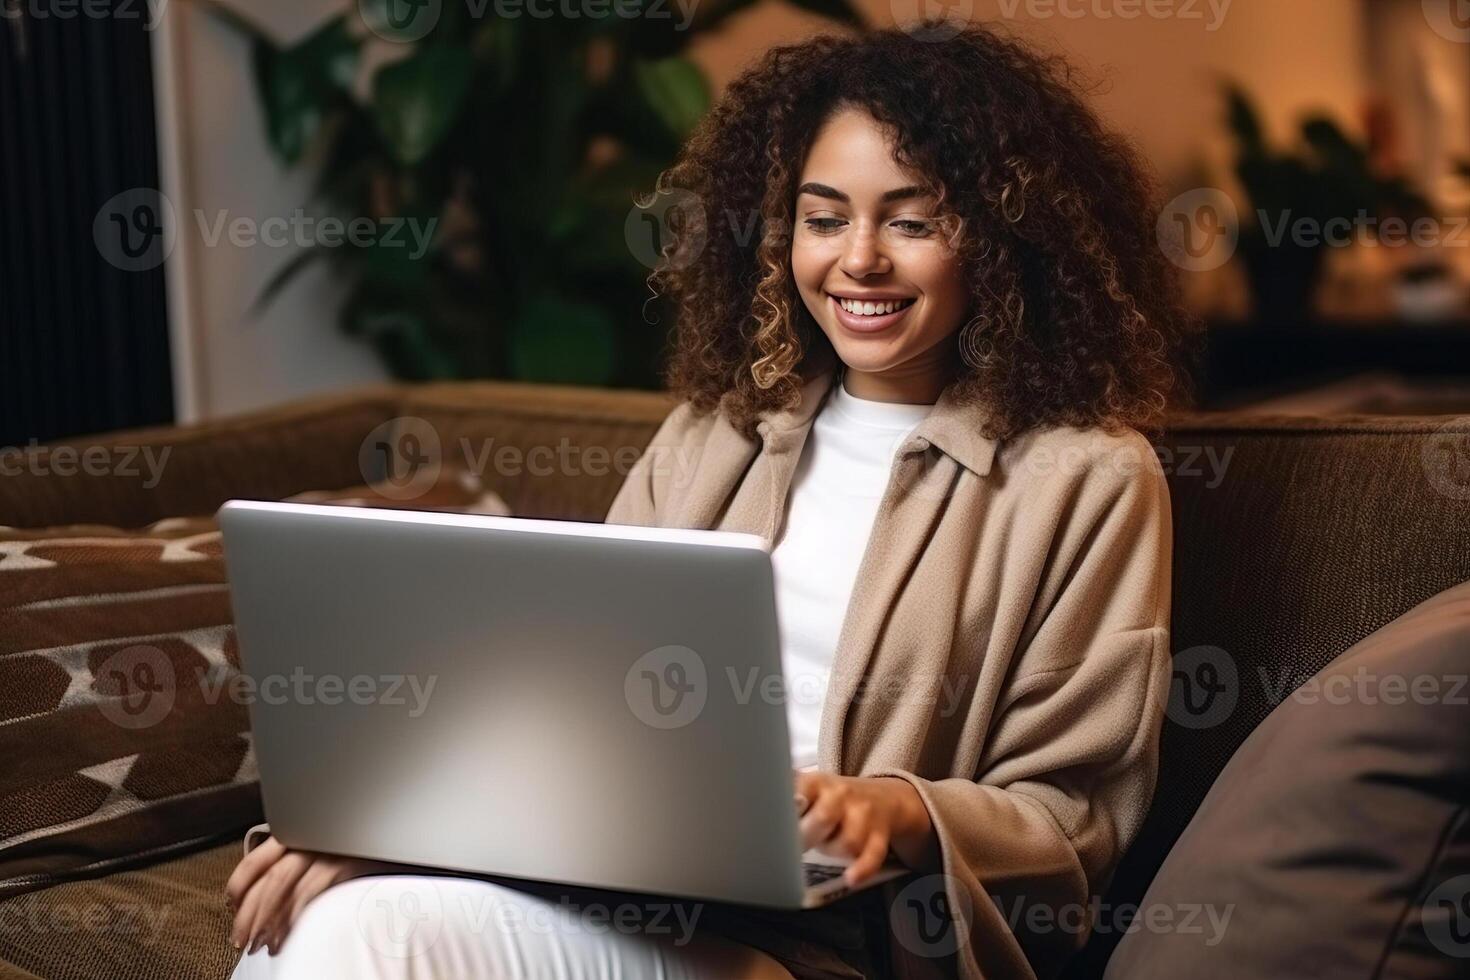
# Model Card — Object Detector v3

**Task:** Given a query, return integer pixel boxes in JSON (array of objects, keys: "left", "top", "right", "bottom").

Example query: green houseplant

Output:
[
  {"left": 213, "top": 0, "right": 863, "bottom": 387},
  {"left": 1223, "top": 81, "right": 1430, "bottom": 322}
]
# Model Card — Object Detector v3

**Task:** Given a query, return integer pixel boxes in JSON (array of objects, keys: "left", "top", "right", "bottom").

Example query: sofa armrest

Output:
[{"left": 1, "top": 386, "right": 407, "bottom": 528}]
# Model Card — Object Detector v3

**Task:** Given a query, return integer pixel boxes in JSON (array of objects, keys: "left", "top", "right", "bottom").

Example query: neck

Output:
[{"left": 839, "top": 348, "right": 956, "bottom": 405}]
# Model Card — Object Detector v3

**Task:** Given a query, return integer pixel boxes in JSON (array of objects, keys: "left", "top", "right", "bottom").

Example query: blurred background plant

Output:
[
  {"left": 209, "top": 0, "right": 861, "bottom": 387},
  {"left": 1223, "top": 80, "right": 1433, "bottom": 322}
]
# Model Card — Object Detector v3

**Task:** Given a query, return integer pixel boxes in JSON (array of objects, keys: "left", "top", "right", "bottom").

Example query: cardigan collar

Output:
[{"left": 751, "top": 350, "right": 1000, "bottom": 477}]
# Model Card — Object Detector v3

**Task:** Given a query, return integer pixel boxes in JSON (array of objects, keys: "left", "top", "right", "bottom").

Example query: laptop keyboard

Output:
[{"left": 802, "top": 862, "right": 848, "bottom": 887}]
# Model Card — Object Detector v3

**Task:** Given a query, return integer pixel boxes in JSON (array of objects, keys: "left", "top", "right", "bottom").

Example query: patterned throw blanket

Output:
[{"left": 0, "top": 474, "right": 508, "bottom": 898}]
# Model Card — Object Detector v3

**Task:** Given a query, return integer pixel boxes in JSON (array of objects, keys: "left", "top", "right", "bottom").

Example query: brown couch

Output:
[{"left": 2, "top": 381, "right": 1468, "bottom": 980}]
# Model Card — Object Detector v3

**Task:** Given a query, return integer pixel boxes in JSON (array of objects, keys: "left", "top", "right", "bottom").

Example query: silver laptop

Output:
[{"left": 217, "top": 499, "right": 907, "bottom": 909}]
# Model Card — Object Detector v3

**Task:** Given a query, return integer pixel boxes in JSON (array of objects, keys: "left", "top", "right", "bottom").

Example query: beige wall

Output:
[
  {"left": 159, "top": 0, "right": 1449, "bottom": 419},
  {"left": 690, "top": 0, "right": 1372, "bottom": 192}
]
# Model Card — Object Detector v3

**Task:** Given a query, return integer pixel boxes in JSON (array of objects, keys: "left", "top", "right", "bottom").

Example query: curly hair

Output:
[{"left": 638, "top": 19, "right": 1199, "bottom": 442}]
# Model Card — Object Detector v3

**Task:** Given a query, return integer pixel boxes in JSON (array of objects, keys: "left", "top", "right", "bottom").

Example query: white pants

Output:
[{"left": 230, "top": 873, "right": 795, "bottom": 980}]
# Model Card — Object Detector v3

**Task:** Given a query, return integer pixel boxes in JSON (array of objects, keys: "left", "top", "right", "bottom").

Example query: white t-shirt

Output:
[{"left": 770, "top": 377, "right": 933, "bottom": 771}]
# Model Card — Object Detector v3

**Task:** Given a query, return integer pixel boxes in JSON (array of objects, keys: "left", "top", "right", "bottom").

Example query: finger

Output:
[
  {"left": 231, "top": 874, "right": 268, "bottom": 950},
  {"left": 226, "top": 836, "right": 286, "bottom": 911},
  {"left": 287, "top": 862, "right": 349, "bottom": 933},
  {"left": 837, "top": 801, "right": 873, "bottom": 856},
  {"left": 256, "top": 853, "right": 315, "bottom": 955},
  {"left": 845, "top": 829, "right": 891, "bottom": 888},
  {"left": 239, "top": 856, "right": 298, "bottom": 954},
  {"left": 244, "top": 852, "right": 312, "bottom": 954},
  {"left": 799, "top": 793, "right": 844, "bottom": 851},
  {"left": 793, "top": 772, "right": 820, "bottom": 818}
]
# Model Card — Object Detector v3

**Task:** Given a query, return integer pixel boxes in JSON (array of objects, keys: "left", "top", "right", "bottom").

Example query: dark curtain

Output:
[{"left": 0, "top": 0, "right": 174, "bottom": 448}]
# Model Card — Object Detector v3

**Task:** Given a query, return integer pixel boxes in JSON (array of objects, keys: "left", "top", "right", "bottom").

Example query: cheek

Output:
[
  {"left": 911, "top": 253, "right": 970, "bottom": 331},
  {"left": 790, "top": 238, "right": 831, "bottom": 294}
]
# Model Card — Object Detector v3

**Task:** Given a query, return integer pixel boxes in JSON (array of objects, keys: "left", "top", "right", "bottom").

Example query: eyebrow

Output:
[{"left": 796, "top": 182, "right": 930, "bottom": 204}]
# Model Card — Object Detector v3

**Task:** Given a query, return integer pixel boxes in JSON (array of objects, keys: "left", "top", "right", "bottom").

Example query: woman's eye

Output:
[
  {"left": 892, "top": 220, "right": 933, "bottom": 237},
  {"left": 804, "top": 217, "right": 845, "bottom": 233}
]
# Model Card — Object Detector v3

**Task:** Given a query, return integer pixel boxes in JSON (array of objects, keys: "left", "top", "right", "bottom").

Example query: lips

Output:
[{"left": 828, "top": 292, "right": 916, "bottom": 334}]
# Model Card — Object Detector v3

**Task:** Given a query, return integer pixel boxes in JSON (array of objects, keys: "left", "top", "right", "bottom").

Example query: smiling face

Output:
[{"left": 790, "top": 106, "right": 971, "bottom": 403}]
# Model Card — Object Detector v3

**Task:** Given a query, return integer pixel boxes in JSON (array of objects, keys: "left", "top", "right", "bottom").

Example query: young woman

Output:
[{"left": 227, "top": 20, "right": 1192, "bottom": 980}]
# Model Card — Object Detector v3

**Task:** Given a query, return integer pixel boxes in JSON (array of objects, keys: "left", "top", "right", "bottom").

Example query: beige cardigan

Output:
[{"left": 604, "top": 361, "right": 1174, "bottom": 980}]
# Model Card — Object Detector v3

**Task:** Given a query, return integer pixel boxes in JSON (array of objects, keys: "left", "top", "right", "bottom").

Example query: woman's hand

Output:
[
  {"left": 225, "top": 836, "right": 395, "bottom": 955},
  {"left": 794, "top": 772, "right": 940, "bottom": 887}
]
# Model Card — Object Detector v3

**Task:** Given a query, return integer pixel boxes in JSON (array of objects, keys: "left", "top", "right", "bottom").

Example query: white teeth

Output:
[{"left": 835, "top": 297, "right": 913, "bottom": 316}]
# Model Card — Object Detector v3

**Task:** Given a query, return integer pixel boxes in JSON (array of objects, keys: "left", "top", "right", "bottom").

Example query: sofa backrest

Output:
[
  {"left": 1066, "top": 412, "right": 1470, "bottom": 976},
  {"left": 13, "top": 384, "right": 1470, "bottom": 975}
]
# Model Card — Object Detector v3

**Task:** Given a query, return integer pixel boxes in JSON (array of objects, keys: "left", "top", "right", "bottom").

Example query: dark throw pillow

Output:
[{"left": 1105, "top": 580, "right": 1470, "bottom": 979}]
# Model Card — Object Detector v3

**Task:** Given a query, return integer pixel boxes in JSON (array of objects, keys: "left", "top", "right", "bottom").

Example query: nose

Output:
[{"left": 839, "top": 223, "right": 891, "bottom": 278}]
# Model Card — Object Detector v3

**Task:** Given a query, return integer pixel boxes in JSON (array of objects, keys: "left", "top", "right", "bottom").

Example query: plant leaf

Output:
[
  {"left": 1223, "top": 80, "right": 1266, "bottom": 158},
  {"left": 633, "top": 56, "right": 710, "bottom": 140},
  {"left": 252, "top": 246, "right": 330, "bottom": 316},
  {"left": 251, "top": 16, "right": 359, "bottom": 164},
  {"left": 372, "top": 46, "right": 474, "bottom": 166},
  {"left": 510, "top": 294, "right": 617, "bottom": 385}
]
